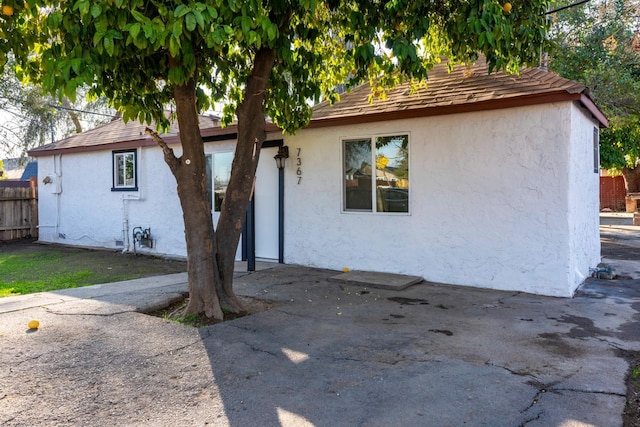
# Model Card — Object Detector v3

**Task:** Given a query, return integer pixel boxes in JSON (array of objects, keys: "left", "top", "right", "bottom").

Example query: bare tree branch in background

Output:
[{"left": 0, "top": 58, "right": 115, "bottom": 163}]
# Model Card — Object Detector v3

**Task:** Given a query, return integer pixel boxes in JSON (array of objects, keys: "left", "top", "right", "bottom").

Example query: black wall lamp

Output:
[{"left": 274, "top": 145, "right": 289, "bottom": 169}]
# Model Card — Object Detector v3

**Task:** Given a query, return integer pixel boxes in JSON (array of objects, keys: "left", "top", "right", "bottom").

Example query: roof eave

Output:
[
  {"left": 28, "top": 137, "right": 154, "bottom": 157},
  {"left": 26, "top": 124, "right": 263, "bottom": 156},
  {"left": 579, "top": 94, "right": 609, "bottom": 128},
  {"left": 307, "top": 91, "right": 609, "bottom": 129}
]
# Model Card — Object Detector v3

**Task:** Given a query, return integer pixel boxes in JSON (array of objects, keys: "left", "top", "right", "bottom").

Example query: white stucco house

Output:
[{"left": 29, "top": 59, "right": 608, "bottom": 297}]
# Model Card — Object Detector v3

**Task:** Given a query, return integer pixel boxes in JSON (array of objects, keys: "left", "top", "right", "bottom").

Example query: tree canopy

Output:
[
  {"left": 4, "top": 0, "right": 551, "bottom": 132},
  {"left": 549, "top": 0, "right": 640, "bottom": 184}
]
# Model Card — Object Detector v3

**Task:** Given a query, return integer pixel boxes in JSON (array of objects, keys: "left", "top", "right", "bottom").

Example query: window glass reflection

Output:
[
  {"left": 344, "top": 139, "right": 373, "bottom": 211},
  {"left": 213, "top": 152, "right": 234, "bottom": 212},
  {"left": 375, "top": 135, "right": 409, "bottom": 213}
]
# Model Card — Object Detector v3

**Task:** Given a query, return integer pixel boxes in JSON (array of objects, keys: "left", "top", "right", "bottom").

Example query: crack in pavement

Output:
[
  {"left": 158, "top": 338, "right": 207, "bottom": 358},
  {"left": 520, "top": 380, "right": 625, "bottom": 420},
  {"left": 553, "top": 387, "right": 626, "bottom": 397},
  {"left": 47, "top": 309, "right": 138, "bottom": 317},
  {"left": 594, "top": 336, "right": 627, "bottom": 350},
  {"left": 11, "top": 352, "right": 45, "bottom": 367},
  {"left": 245, "top": 342, "right": 279, "bottom": 358},
  {"left": 519, "top": 411, "right": 543, "bottom": 427},
  {"left": 521, "top": 381, "right": 560, "bottom": 413},
  {"left": 485, "top": 361, "right": 539, "bottom": 378}
]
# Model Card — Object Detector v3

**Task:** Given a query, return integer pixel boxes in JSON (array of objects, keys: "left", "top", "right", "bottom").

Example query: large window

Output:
[
  {"left": 343, "top": 134, "right": 409, "bottom": 213},
  {"left": 205, "top": 152, "right": 234, "bottom": 211},
  {"left": 112, "top": 149, "right": 137, "bottom": 191}
]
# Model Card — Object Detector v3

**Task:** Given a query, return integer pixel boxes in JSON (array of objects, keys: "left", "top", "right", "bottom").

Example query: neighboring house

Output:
[
  {"left": 0, "top": 158, "right": 27, "bottom": 180},
  {"left": 0, "top": 159, "right": 37, "bottom": 188},
  {"left": 29, "top": 58, "right": 608, "bottom": 297},
  {"left": 20, "top": 161, "right": 38, "bottom": 181}
]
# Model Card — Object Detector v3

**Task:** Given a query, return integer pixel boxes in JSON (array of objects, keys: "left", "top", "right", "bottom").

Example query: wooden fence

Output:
[
  {"left": 0, "top": 178, "right": 38, "bottom": 241},
  {"left": 600, "top": 175, "right": 626, "bottom": 211}
]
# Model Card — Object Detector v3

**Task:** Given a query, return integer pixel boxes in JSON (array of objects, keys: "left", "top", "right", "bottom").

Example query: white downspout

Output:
[
  {"left": 122, "top": 197, "right": 130, "bottom": 252},
  {"left": 54, "top": 154, "right": 62, "bottom": 238},
  {"left": 121, "top": 147, "right": 144, "bottom": 253}
]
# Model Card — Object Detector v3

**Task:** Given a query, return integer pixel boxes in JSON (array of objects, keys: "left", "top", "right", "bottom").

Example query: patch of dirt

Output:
[
  {"left": 147, "top": 296, "right": 275, "bottom": 327},
  {"left": 620, "top": 350, "right": 640, "bottom": 427}
]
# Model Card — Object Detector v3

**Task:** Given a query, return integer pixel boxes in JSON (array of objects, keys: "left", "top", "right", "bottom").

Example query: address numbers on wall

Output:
[{"left": 296, "top": 147, "right": 302, "bottom": 184}]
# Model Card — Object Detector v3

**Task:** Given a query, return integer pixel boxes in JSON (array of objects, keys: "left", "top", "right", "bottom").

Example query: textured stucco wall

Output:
[
  {"left": 567, "top": 103, "right": 602, "bottom": 292},
  {"left": 36, "top": 140, "right": 245, "bottom": 258},
  {"left": 283, "top": 103, "right": 600, "bottom": 297},
  {"left": 35, "top": 102, "right": 600, "bottom": 296},
  {"left": 36, "top": 138, "right": 276, "bottom": 259},
  {"left": 37, "top": 147, "right": 187, "bottom": 257}
]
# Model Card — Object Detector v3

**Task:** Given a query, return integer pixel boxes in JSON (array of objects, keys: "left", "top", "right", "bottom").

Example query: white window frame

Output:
[
  {"left": 111, "top": 149, "right": 137, "bottom": 191},
  {"left": 341, "top": 132, "right": 410, "bottom": 215},
  {"left": 205, "top": 151, "right": 234, "bottom": 212}
]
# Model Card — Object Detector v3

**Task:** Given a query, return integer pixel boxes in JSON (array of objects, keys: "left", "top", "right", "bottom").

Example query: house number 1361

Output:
[{"left": 296, "top": 148, "right": 302, "bottom": 184}]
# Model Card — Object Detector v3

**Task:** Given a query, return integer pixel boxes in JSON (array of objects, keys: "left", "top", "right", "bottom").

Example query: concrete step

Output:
[{"left": 329, "top": 271, "right": 423, "bottom": 291}]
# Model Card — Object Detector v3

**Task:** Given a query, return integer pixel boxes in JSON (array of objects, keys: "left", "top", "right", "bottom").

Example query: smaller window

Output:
[
  {"left": 593, "top": 127, "right": 599, "bottom": 174},
  {"left": 112, "top": 149, "right": 138, "bottom": 191}
]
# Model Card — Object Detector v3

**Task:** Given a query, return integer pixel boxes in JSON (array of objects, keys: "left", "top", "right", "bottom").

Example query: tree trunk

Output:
[
  {"left": 621, "top": 166, "right": 640, "bottom": 194},
  {"left": 621, "top": 166, "right": 640, "bottom": 212},
  {"left": 149, "top": 48, "right": 278, "bottom": 319},
  {"left": 150, "top": 77, "right": 223, "bottom": 321},
  {"left": 62, "top": 98, "right": 83, "bottom": 133},
  {"left": 214, "top": 47, "right": 278, "bottom": 313}
]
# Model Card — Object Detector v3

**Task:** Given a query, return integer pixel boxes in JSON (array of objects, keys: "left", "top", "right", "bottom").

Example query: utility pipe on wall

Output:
[
  {"left": 120, "top": 147, "right": 144, "bottom": 253},
  {"left": 54, "top": 154, "right": 62, "bottom": 238}
]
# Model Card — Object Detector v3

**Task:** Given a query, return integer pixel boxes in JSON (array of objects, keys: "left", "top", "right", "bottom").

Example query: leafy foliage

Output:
[
  {"left": 549, "top": 0, "right": 640, "bottom": 171},
  {"left": 600, "top": 118, "right": 640, "bottom": 169},
  {"left": 4, "top": 0, "right": 551, "bottom": 133}
]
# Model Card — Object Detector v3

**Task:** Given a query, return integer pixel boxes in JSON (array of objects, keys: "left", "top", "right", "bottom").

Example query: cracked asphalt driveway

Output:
[{"left": 1, "top": 264, "right": 639, "bottom": 426}]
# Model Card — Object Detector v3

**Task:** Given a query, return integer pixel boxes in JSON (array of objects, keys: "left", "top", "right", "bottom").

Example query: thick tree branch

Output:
[
  {"left": 62, "top": 98, "right": 83, "bottom": 133},
  {"left": 145, "top": 127, "right": 181, "bottom": 174}
]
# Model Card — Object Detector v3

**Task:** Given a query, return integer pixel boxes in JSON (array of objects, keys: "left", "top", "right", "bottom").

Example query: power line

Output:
[
  {"left": 545, "top": 0, "right": 591, "bottom": 15},
  {"left": 47, "top": 103, "right": 115, "bottom": 118}
]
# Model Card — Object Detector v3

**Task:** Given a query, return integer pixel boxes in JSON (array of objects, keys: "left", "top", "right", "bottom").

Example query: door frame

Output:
[{"left": 242, "top": 139, "right": 285, "bottom": 271}]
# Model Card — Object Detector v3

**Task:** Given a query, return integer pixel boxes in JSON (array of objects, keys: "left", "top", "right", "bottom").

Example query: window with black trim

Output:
[
  {"left": 112, "top": 149, "right": 137, "bottom": 191},
  {"left": 343, "top": 134, "right": 409, "bottom": 213},
  {"left": 593, "top": 127, "right": 599, "bottom": 173}
]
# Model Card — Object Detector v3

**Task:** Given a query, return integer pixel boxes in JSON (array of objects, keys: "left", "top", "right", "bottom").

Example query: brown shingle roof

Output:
[
  {"left": 29, "top": 58, "right": 607, "bottom": 157},
  {"left": 28, "top": 114, "right": 225, "bottom": 156},
  {"left": 29, "top": 112, "right": 281, "bottom": 156},
  {"left": 310, "top": 58, "right": 608, "bottom": 128}
]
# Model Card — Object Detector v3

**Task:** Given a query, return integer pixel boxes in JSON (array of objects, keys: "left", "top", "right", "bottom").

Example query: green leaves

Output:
[
  {"left": 550, "top": 0, "right": 640, "bottom": 171},
  {"left": 3, "top": 0, "right": 552, "bottom": 138},
  {"left": 90, "top": 4, "right": 101, "bottom": 18}
]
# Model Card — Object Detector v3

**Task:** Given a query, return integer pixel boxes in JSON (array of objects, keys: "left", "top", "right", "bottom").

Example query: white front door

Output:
[
  {"left": 206, "top": 146, "right": 279, "bottom": 261},
  {"left": 254, "top": 146, "right": 279, "bottom": 260}
]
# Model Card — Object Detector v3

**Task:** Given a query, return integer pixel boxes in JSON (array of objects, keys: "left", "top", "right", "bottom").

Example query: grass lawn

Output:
[{"left": 0, "top": 240, "right": 186, "bottom": 297}]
